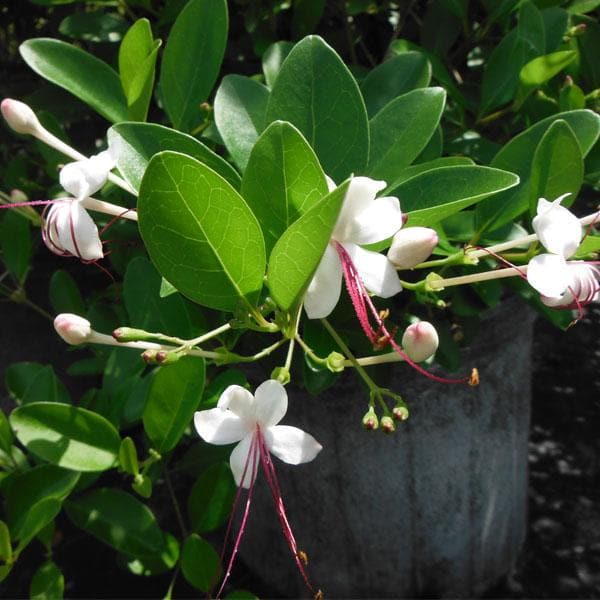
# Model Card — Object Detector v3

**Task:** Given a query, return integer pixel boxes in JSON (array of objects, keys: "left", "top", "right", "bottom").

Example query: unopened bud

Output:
[
  {"left": 271, "top": 366, "right": 291, "bottom": 385},
  {"left": 362, "top": 407, "right": 379, "bottom": 430},
  {"left": 156, "top": 350, "right": 181, "bottom": 365},
  {"left": 10, "top": 189, "right": 27, "bottom": 203},
  {"left": 392, "top": 404, "right": 409, "bottom": 421},
  {"left": 54, "top": 313, "right": 92, "bottom": 345},
  {"left": 1, "top": 98, "right": 41, "bottom": 135},
  {"left": 401, "top": 321, "right": 439, "bottom": 362},
  {"left": 566, "top": 23, "right": 587, "bottom": 37},
  {"left": 380, "top": 415, "right": 396, "bottom": 433},
  {"left": 113, "top": 327, "right": 155, "bottom": 342},
  {"left": 142, "top": 349, "right": 158, "bottom": 364},
  {"left": 326, "top": 351, "right": 345, "bottom": 373},
  {"left": 387, "top": 227, "right": 439, "bottom": 269}
]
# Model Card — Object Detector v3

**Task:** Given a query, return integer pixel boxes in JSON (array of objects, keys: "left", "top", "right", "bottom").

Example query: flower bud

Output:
[
  {"left": 392, "top": 404, "right": 409, "bottom": 421},
  {"left": 113, "top": 327, "right": 155, "bottom": 342},
  {"left": 156, "top": 350, "right": 181, "bottom": 365},
  {"left": 401, "top": 321, "right": 439, "bottom": 362},
  {"left": 325, "top": 351, "right": 345, "bottom": 373},
  {"left": 142, "top": 349, "right": 159, "bottom": 364},
  {"left": 387, "top": 227, "right": 439, "bottom": 269},
  {"left": 362, "top": 406, "right": 379, "bottom": 430},
  {"left": 1, "top": 98, "right": 41, "bottom": 135},
  {"left": 54, "top": 313, "right": 92, "bottom": 345},
  {"left": 380, "top": 415, "right": 396, "bottom": 433},
  {"left": 271, "top": 366, "right": 291, "bottom": 385}
]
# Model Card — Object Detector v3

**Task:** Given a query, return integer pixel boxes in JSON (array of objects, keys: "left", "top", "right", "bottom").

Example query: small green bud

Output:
[
  {"left": 113, "top": 327, "right": 155, "bottom": 342},
  {"left": 326, "top": 351, "right": 345, "bottom": 373},
  {"left": 156, "top": 350, "right": 181, "bottom": 365},
  {"left": 141, "top": 349, "right": 158, "bottom": 364},
  {"left": 271, "top": 366, "right": 291, "bottom": 385},
  {"left": 380, "top": 416, "right": 396, "bottom": 433},
  {"left": 362, "top": 407, "right": 379, "bottom": 430},
  {"left": 392, "top": 405, "right": 409, "bottom": 421}
]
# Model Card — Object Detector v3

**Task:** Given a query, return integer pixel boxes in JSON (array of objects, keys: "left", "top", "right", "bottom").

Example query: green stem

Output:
[
  {"left": 222, "top": 338, "right": 287, "bottom": 364},
  {"left": 164, "top": 465, "right": 188, "bottom": 539},
  {"left": 294, "top": 334, "right": 328, "bottom": 367}
]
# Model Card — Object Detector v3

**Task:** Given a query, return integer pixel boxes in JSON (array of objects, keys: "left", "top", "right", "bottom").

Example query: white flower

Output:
[
  {"left": 59, "top": 146, "right": 118, "bottom": 201},
  {"left": 527, "top": 194, "right": 583, "bottom": 299},
  {"left": 304, "top": 177, "right": 403, "bottom": 319},
  {"left": 194, "top": 380, "right": 322, "bottom": 489},
  {"left": 539, "top": 261, "right": 600, "bottom": 309}
]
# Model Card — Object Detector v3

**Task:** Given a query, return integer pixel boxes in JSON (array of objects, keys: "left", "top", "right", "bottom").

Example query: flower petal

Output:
[
  {"left": 332, "top": 177, "right": 388, "bottom": 243},
  {"left": 194, "top": 407, "right": 248, "bottom": 445},
  {"left": 218, "top": 385, "right": 255, "bottom": 424},
  {"left": 48, "top": 201, "right": 103, "bottom": 261},
  {"left": 253, "top": 380, "right": 288, "bottom": 427},
  {"left": 59, "top": 151, "right": 115, "bottom": 201},
  {"left": 230, "top": 433, "right": 258, "bottom": 489},
  {"left": 304, "top": 243, "right": 343, "bottom": 318},
  {"left": 527, "top": 253, "right": 570, "bottom": 298},
  {"left": 532, "top": 194, "right": 582, "bottom": 258},
  {"left": 345, "top": 243, "right": 402, "bottom": 298},
  {"left": 264, "top": 425, "right": 323, "bottom": 465}
]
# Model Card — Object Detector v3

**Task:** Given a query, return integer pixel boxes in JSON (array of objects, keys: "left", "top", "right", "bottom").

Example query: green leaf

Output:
[
  {"left": 559, "top": 82, "right": 585, "bottom": 111},
  {"left": 49, "top": 269, "right": 85, "bottom": 315},
  {"left": 367, "top": 87, "right": 445, "bottom": 182},
  {"left": 224, "top": 591, "right": 258, "bottom": 600},
  {"left": 390, "top": 166, "right": 520, "bottom": 226},
  {"left": 124, "top": 256, "right": 194, "bottom": 337},
  {"left": 214, "top": 75, "right": 270, "bottom": 171},
  {"left": 159, "top": 0, "right": 228, "bottom": 131},
  {"left": 573, "top": 16, "right": 600, "bottom": 89},
  {"left": 541, "top": 7, "right": 569, "bottom": 52},
  {"left": 201, "top": 369, "right": 248, "bottom": 409},
  {"left": 188, "top": 463, "right": 236, "bottom": 533},
  {"left": 385, "top": 156, "right": 474, "bottom": 192},
  {"left": 30, "top": 561, "right": 64, "bottom": 600},
  {"left": 241, "top": 121, "right": 329, "bottom": 255},
  {"left": 181, "top": 534, "right": 221, "bottom": 592},
  {"left": 475, "top": 110, "right": 600, "bottom": 231},
  {"left": 119, "top": 19, "right": 161, "bottom": 121},
  {"left": 10, "top": 402, "right": 120, "bottom": 471},
  {"left": 118, "top": 437, "right": 139, "bottom": 476},
  {"left": 0, "top": 211, "right": 31, "bottom": 282},
  {"left": 267, "top": 180, "right": 350, "bottom": 311},
  {"left": 143, "top": 356, "right": 205, "bottom": 453},
  {"left": 13, "top": 500, "right": 61, "bottom": 552},
  {"left": 262, "top": 41, "right": 294, "bottom": 88},
  {"left": 0, "top": 521, "right": 12, "bottom": 563},
  {"left": 292, "top": 0, "right": 326, "bottom": 38},
  {"left": 59, "top": 11, "right": 128, "bottom": 43},
  {"left": 0, "top": 411, "right": 13, "bottom": 454},
  {"left": 66, "top": 488, "right": 165, "bottom": 558},
  {"left": 529, "top": 120, "right": 583, "bottom": 213},
  {"left": 108, "top": 122, "right": 241, "bottom": 193},
  {"left": 574, "top": 234, "right": 600, "bottom": 257},
  {"left": 19, "top": 38, "right": 128, "bottom": 123},
  {"left": 138, "top": 151, "right": 266, "bottom": 312},
  {"left": 568, "top": 0, "right": 600, "bottom": 13},
  {"left": 515, "top": 50, "right": 577, "bottom": 107},
  {"left": 5, "top": 362, "right": 71, "bottom": 405},
  {"left": 266, "top": 35, "right": 369, "bottom": 182},
  {"left": 480, "top": 2, "right": 546, "bottom": 114},
  {"left": 360, "top": 52, "right": 432, "bottom": 117},
  {"left": 121, "top": 532, "right": 179, "bottom": 576}
]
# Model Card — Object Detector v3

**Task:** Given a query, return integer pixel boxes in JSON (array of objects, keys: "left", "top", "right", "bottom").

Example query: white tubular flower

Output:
[
  {"left": 402, "top": 321, "right": 439, "bottom": 362},
  {"left": 60, "top": 146, "right": 119, "bottom": 201},
  {"left": 387, "top": 227, "right": 439, "bottom": 269},
  {"left": 54, "top": 313, "right": 92, "bottom": 345},
  {"left": 304, "top": 177, "right": 403, "bottom": 319},
  {"left": 539, "top": 262, "right": 600, "bottom": 309},
  {"left": 194, "top": 380, "right": 322, "bottom": 489},
  {"left": 1, "top": 98, "right": 41, "bottom": 135}
]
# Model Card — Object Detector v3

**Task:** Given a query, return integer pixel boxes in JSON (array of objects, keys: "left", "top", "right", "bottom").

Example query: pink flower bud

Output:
[
  {"left": 54, "top": 313, "right": 92, "bottom": 345},
  {"left": 401, "top": 321, "right": 439, "bottom": 362},
  {"left": 1, "top": 98, "right": 41, "bottom": 135},
  {"left": 387, "top": 227, "right": 438, "bottom": 269}
]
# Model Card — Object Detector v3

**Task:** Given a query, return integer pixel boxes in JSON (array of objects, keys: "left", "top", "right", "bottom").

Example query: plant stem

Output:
[
  {"left": 164, "top": 465, "right": 188, "bottom": 539},
  {"left": 428, "top": 265, "right": 527, "bottom": 290},
  {"left": 81, "top": 197, "right": 138, "bottom": 221},
  {"left": 343, "top": 351, "right": 405, "bottom": 368}
]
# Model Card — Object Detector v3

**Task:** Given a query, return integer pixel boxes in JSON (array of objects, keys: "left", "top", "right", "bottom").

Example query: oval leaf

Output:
[
  {"left": 181, "top": 534, "right": 221, "bottom": 592},
  {"left": 30, "top": 561, "right": 64, "bottom": 600},
  {"left": 19, "top": 38, "right": 128, "bottom": 123},
  {"left": 138, "top": 151, "right": 266, "bottom": 312},
  {"left": 10, "top": 402, "right": 120, "bottom": 471},
  {"left": 266, "top": 35, "right": 369, "bottom": 182},
  {"left": 159, "top": 0, "right": 228, "bottom": 131},
  {"left": 143, "top": 356, "right": 205, "bottom": 453}
]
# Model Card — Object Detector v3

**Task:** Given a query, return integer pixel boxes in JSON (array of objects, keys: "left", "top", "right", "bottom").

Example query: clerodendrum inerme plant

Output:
[{"left": 1, "top": 2, "right": 600, "bottom": 597}]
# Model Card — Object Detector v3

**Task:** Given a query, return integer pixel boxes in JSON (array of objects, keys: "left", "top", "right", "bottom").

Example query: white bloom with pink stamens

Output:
[
  {"left": 539, "top": 261, "right": 600, "bottom": 309},
  {"left": 304, "top": 176, "right": 403, "bottom": 318}
]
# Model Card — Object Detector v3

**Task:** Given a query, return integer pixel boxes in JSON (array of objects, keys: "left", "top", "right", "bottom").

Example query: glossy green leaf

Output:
[
  {"left": 214, "top": 75, "right": 270, "bottom": 171},
  {"left": 66, "top": 488, "right": 165, "bottom": 558},
  {"left": 108, "top": 122, "right": 241, "bottom": 193},
  {"left": 188, "top": 463, "right": 236, "bottom": 534},
  {"left": 266, "top": 35, "right": 369, "bottom": 182},
  {"left": 5, "top": 362, "right": 71, "bottom": 405},
  {"left": 541, "top": 7, "right": 568, "bottom": 52},
  {"left": 480, "top": 2, "right": 545, "bottom": 114},
  {"left": 121, "top": 532, "right": 179, "bottom": 576},
  {"left": 391, "top": 166, "right": 520, "bottom": 226},
  {"left": 475, "top": 110, "right": 600, "bottom": 231},
  {"left": 559, "top": 82, "right": 585, "bottom": 111},
  {"left": 262, "top": 41, "right": 294, "bottom": 88},
  {"left": 385, "top": 157, "right": 474, "bottom": 192},
  {"left": 360, "top": 52, "right": 432, "bottom": 117},
  {"left": 30, "top": 561, "right": 64, "bottom": 600},
  {"left": 0, "top": 211, "right": 31, "bottom": 282},
  {"left": 19, "top": 38, "right": 128, "bottom": 123},
  {"left": 49, "top": 269, "right": 85, "bottom": 315},
  {"left": 574, "top": 234, "right": 600, "bottom": 257},
  {"left": 568, "top": 0, "right": 600, "bottom": 13},
  {"left": 202, "top": 369, "right": 248, "bottom": 410},
  {"left": 242, "top": 121, "right": 329, "bottom": 254},
  {"left": 138, "top": 151, "right": 266, "bottom": 312},
  {"left": 143, "top": 356, "right": 205, "bottom": 453},
  {"left": 181, "top": 534, "right": 221, "bottom": 592},
  {"left": 292, "top": 0, "right": 326, "bottom": 38},
  {"left": 515, "top": 50, "right": 577, "bottom": 107},
  {"left": 59, "top": 11, "right": 128, "bottom": 43},
  {"left": 529, "top": 120, "right": 583, "bottom": 212},
  {"left": 267, "top": 180, "right": 350, "bottom": 311},
  {"left": 10, "top": 402, "right": 120, "bottom": 471},
  {"left": 367, "top": 87, "right": 445, "bottom": 182},
  {"left": 160, "top": 0, "right": 228, "bottom": 131},
  {"left": 13, "top": 500, "right": 61, "bottom": 551},
  {"left": 0, "top": 521, "right": 12, "bottom": 563},
  {"left": 0, "top": 411, "right": 13, "bottom": 454},
  {"left": 124, "top": 256, "right": 193, "bottom": 337},
  {"left": 119, "top": 19, "right": 161, "bottom": 121},
  {"left": 119, "top": 437, "right": 139, "bottom": 476}
]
